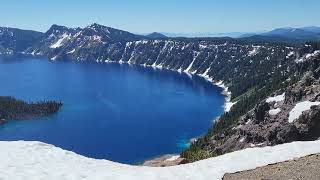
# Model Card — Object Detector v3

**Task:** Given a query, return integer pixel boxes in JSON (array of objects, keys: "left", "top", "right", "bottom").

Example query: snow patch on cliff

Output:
[
  {"left": 288, "top": 101, "right": 320, "bottom": 123},
  {"left": 269, "top": 108, "right": 281, "bottom": 116},
  {"left": 266, "top": 92, "right": 285, "bottom": 103},
  {"left": 50, "top": 33, "right": 70, "bottom": 48},
  {"left": 296, "top": 50, "right": 320, "bottom": 63}
]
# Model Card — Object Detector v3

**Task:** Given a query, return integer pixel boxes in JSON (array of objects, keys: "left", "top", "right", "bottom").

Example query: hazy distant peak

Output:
[{"left": 146, "top": 32, "right": 167, "bottom": 39}]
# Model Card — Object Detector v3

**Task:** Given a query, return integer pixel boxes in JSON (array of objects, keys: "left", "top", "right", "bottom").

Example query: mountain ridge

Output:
[{"left": 146, "top": 32, "right": 167, "bottom": 39}]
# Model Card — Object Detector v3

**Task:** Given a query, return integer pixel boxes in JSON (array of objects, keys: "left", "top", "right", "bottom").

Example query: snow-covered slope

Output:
[{"left": 1, "top": 140, "right": 320, "bottom": 180}]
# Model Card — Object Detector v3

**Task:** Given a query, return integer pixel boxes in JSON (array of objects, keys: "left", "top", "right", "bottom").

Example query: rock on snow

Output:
[{"left": 1, "top": 140, "right": 320, "bottom": 180}]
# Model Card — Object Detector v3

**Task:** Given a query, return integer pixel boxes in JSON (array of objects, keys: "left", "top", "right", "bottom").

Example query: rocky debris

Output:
[
  {"left": 295, "top": 105, "right": 320, "bottom": 140},
  {"left": 206, "top": 72, "right": 320, "bottom": 155},
  {"left": 223, "top": 154, "right": 320, "bottom": 180},
  {"left": 142, "top": 154, "right": 187, "bottom": 167},
  {"left": 254, "top": 101, "right": 270, "bottom": 123}
]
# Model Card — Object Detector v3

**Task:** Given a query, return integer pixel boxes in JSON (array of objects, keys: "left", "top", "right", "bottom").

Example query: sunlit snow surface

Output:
[
  {"left": 1, "top": 140, "right": 320, "bottom": 180},
  {"left": 50, "top": 33, "right": 70, "bottom": 48},
  {"left": 269, "top": 108, "right": 281, "bottom": 116},
  {"left": 266, "top": 92, "right": 285, "bottom": 103},
  {"left": 288, "top": 101, "right": 320, "bottom": 123}
]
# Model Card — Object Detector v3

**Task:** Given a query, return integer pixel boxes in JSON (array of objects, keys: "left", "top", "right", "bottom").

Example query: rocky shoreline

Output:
[{"left": 142, "top": 154, "right": 187, "bottom": 167}]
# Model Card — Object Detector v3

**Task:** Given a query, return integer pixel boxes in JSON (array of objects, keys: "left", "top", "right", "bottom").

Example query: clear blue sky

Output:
[{"left": 1, "top": 0, "right": 319, "bottom": 33}]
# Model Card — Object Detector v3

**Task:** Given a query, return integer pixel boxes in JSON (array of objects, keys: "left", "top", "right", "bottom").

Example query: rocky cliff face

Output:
[
  {"left": 199, "top": 52, "right": 320, "bottom": 156},
  {"left": 20, "top": 23, "right": 299, "bottom": 98},
  {"left": 25, "top": 24, "right": 143, "bottom": 61}
]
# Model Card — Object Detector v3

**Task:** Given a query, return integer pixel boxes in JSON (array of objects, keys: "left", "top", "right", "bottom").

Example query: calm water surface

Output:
[{"left": 0, "top": 57, "right": 224, "bottom": 164}]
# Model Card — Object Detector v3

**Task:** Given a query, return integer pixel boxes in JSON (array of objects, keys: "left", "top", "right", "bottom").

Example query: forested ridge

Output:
[{"left": 0, "top": 96, "right": 62, "bottom": 124}]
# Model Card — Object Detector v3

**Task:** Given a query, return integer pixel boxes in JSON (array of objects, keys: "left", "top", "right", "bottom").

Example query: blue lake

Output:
[{"left": 0, "top": 57, "right": 224, "bottom": 164}]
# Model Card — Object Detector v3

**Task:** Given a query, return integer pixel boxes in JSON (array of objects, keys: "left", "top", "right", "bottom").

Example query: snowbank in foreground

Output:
[{"left": 1, "top": 140, "right": 320, "bottom": 180}]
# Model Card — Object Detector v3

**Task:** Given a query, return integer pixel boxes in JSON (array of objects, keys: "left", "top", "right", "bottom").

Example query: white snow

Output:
[
  {"left": 92, "top": 35, "right": 102, "bottom": 41},
  {"left": 50, "top": 55, "right": 58, "bottom": 61},
  {"left": 269, "top": 108, "right": 281, "bottom": 116},
  {"left": 165, "top": 155, "right": 180, "bottom": 161},
  {"left": 286, "top": 51, "right": 295, "bottom": 58},
  {"left": 50, "top": 33, "right": 70, "bottom": 48},
  {"left": 291, "top": 28, "right": 297, "bottom": 32},
  {"left": 288, "top": 101, "right": 320, "bottom": 123},
  {"left": 248, "top": 46, "right": 260, "bottom": 56},
  {"left": 266, "top": 92, "right": 285, "bottom": 103},
  {"left": 213, "top": 81, "right": 235, "bottom": 112},
  {"left": 184, "top": 51, "right": 200, "bottom": 72},
  {"left": 199, "top": 44, "right": 208, "bottom": 49},
  {"left": 1, "top": 140, "right": 320, "bottom": 180},
  {"left": 305, "top": 50, "right": 320, "bottom": 59},
  {"left": 67, "top": 49, "right": 75, "bottom": 54},
  {"left": 225, "top": 101, "right": 237, "bottom": 112},
  {"left": 296, "top": 50, "right": 320, "bottom": 63},
  {"left": 239, "top": 137, "right": 245, "bottom": 143},
  {"left": 250, "top": 143, "right": 265, "bottom": 147}
]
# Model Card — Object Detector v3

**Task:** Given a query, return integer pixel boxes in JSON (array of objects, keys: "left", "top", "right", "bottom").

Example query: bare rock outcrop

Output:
[{"left": 206, "top": 72, "right": 320, "bottom": 155}]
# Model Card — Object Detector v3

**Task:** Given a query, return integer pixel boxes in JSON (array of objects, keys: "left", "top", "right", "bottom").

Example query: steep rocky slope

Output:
[
  {"left": 203, "top": 71, "right": 320, "bottom": 155},
  {"left": 184, "top": 45, "right": 320, "bottom": 161}
]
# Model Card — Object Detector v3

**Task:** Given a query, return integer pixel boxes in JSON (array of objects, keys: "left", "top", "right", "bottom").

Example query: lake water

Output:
[{"left": 0, "top": 57, "right": 224, "bottom": 164}]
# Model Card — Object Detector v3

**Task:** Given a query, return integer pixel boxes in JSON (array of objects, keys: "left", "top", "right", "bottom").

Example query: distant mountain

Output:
[
  {"left": 301, "top": 26, "right": 320, "bottom": 33},
  {"left": 146, "top": 32, "right": 167, "bottom": 39},
  {"left": 263, "top": 28, "right": 313, "bottom": 37},
  {"left": 243, "top": 26, "right": 320, "bottom": 43},
  {"left": 161, "top": 32, "right": 251, "bottom": 38},
  {"left": 240, "top": 35, "right": 303, "bottom": 44},
  {"left": 0, "top": 27, "right": 42, "bottom": 54},
  {"left": 238, "top": 32, "right": 259, "bottom": 38}
]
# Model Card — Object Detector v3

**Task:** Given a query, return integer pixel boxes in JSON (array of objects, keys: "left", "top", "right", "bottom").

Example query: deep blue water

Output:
[{"left": 0, "top": 57, "right": 224, "bottom": 164}]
